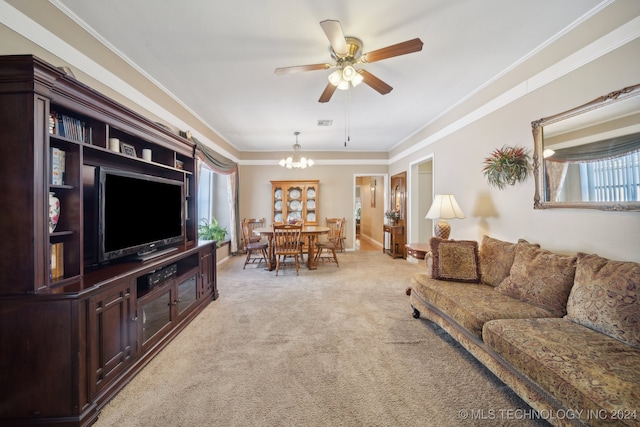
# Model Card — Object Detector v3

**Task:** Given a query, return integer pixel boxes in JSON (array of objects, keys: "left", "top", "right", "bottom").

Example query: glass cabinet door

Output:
[
  {"left": 286, "top": 186, "right": 303, "bottom": 222},
  {"left": 305, "top": 185, "right": 317, "bottom": 223},
  {"left": 140, "top": 286, "right": 173, "bottom": 347},
  {"left": 177, "top": 274, "right": 198, "bottom": 316},
  {"left": 273, "top": 186, "right": 283, "bottom": 223}
]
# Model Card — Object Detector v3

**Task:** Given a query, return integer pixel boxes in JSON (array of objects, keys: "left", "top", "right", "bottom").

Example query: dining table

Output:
[{"left": 253, "top": 225, "right": 330, "bottom": 271}]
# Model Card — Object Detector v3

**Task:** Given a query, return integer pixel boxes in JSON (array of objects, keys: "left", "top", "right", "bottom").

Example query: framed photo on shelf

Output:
[{"left": 120, "top": 142, "right": 137, "bottom": 157}]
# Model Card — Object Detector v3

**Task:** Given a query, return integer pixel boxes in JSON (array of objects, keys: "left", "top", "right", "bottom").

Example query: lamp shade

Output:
[{"left": 425, "top": 194, "right": 465, "bottom": 219}]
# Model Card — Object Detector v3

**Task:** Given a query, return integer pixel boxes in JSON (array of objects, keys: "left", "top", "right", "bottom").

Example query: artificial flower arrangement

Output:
[
  {"left": 385, "top": 209, "right": 400, "bottom": 221},
  {"left": 482, "top": 145, "right": 531, "bottom": 190}
]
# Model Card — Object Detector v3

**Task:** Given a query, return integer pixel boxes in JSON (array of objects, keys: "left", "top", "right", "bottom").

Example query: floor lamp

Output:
[{"left": 425, "top": 194, "right": 466, "bottom": 239}]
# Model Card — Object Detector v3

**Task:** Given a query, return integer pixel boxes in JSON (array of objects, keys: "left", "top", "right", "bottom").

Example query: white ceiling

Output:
[{"left": 53, "top": 0, "right": 604, "bottom": 153}]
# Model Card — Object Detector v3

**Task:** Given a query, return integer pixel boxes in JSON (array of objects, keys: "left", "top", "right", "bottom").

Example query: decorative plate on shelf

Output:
[
  {"left": 274, "top": 213, "right": 283, "bottom": 222},
  {"left": 307, "top": 213, "right": 316, "bottom": 222},
  {"left": 274, "top": 200, "right": 282, "bottom": 210},
  {"left": 307, "top": 200, "right": 315, "bottom": 209},
  {"left": 307, "top": 188, "right": 316, "bottom": 198},
  {"left": 289, "top": 189, "right": 301, "bottom": 199},
  {"left": 274, "top": 189, "right": 282, "bottom": 200},
  {"left": 288, "top": 211, "right": 301, "bottom": 221},
  {"left": 290, "top": 200, "right": 302, "bottom": 211}
]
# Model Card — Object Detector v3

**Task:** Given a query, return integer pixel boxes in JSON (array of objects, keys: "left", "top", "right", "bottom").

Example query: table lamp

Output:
[{"left": 425, "top": 194, "right": 466, "bottom": 239}]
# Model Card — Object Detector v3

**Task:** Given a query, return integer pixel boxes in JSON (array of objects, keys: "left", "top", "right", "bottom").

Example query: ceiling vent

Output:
[{"left": 317, "top": 119, "right": 332, "bottom": 126}]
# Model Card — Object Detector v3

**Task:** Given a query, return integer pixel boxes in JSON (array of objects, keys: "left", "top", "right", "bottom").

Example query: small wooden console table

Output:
[
  {"left": 383, "top": 224, "right": 405, "bottom": 259},
  {"left": 406, "top": 242, "right": 431, "bottom": 260}
]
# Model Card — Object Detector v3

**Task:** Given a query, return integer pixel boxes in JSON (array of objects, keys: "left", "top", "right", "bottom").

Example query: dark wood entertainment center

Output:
[{"left": 0, "top": 55, "right": 217, "bottom": 426}]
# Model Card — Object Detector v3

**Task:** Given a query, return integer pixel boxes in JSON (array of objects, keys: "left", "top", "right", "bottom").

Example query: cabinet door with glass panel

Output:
[{"left": 271, "top": 180, "right": 319, "bottom": 225}]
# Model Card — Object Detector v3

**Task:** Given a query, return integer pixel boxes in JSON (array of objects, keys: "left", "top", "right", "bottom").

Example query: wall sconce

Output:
[{"left": 370, "top": 179, "right": 376, "bottom": 207}]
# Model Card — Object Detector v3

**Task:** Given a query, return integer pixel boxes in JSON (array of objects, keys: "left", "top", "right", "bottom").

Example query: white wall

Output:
[
  {"left": 238, "top": 165, "right": 388, "bottom": 250},
  {"left": 5, "top": 0, "right": 637, "bottom": 261},
  {"left": 391, "top": 36, "right": 640, "bottom": 262}
]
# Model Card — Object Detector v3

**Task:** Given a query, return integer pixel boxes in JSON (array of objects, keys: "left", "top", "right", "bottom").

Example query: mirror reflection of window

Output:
[
  {"left": 543, "top": 135, "right": 640, "bottom": 203},
  {"left": 535, "top": 84, "right": 640, "bottom": 209}
]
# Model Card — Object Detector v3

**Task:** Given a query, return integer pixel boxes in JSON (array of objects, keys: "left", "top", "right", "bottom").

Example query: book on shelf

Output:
[
  {"left": 50, "top": 147, "right": 66, "bottom": 185},
  {"left": 50, "top": 242, "right": 64, "bottom": 280},
  {"left": 49, "top": 111, "right": 91, "bottom": 144}
]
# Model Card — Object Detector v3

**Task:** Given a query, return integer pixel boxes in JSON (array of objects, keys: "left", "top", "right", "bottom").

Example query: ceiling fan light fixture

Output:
[
  {"left": 351, "top": 71, "right": 364, "bottom": 87},
  {"left": 342, "top": 65, "right": 356, "bottom": 81},
  {"left": 328, "top": 69, "right": 342, "bottom": 86},
  {"left": 337, "top": 79, "right": 350, "bottom": 91}
]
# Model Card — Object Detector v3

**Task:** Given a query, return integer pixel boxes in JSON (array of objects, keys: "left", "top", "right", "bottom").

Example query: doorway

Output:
[
  {"left": 354, "top": 175, "right": 385, "bottom": 251},
  {"left": 409, "top": 156, "right": 434, "bottom": 244}
]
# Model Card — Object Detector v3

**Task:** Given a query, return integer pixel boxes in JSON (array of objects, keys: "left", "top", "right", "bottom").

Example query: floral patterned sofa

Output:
[{"left": 408, "top": 236, "right": 639, "bottom": 427}]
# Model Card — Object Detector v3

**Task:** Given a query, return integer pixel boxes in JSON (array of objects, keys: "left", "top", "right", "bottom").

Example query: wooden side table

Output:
[
  {"left": 383, "top": 224, "right": 405, "bottom": 259},
  {"left": 405, "top": 243, "right": 431, "bottom": 260}
]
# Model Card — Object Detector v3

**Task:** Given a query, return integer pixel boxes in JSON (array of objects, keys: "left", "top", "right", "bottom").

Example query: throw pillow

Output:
[
  {"left": 424, "top": 251, "right": 433, "bottom": 277},
  {"left": 496, "top": 244, "right": 577, "bottom": 316},
  {"left": 430, "top": 237, "right": 480, "bottom": 283},
  {"left": 566, "top": 253, "right": 640, "bottom": 348},
  {"left": 479, "top": 236, "right": 538, "bottom": 287}
]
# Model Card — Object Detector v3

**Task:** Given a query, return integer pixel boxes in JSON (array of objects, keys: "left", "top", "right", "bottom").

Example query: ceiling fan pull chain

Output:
[{"left": 344, "top": 88, "right": 350, "bottom": 147}]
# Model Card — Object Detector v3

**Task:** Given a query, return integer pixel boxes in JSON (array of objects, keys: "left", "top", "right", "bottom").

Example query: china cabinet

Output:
[{"left": 271, "top": 180, "right": 319, "bottom": 225}]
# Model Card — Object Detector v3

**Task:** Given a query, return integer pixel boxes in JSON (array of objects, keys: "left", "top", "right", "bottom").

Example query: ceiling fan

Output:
[{"left": 274, "top": 20, "right": 423, "bottom": 103}]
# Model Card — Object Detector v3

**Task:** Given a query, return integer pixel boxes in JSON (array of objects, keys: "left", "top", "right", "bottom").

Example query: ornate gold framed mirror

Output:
[{"left": 532, "top": 83, "right": 640, "bottom": 211}]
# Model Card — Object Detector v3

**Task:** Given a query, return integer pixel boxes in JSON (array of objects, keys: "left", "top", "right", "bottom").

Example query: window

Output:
[
  {"left": 579, "top": 151, "right": 640, "bottom": 202},
  {"left": 197, "top": 162, "right": 231, "bottom": 234}
]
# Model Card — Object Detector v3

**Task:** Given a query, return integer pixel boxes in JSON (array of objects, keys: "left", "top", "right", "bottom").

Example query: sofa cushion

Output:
[
  {"left": 483, "top": 318, "right": 640, "bottom": 426},
  {"left": 496, "top": 244, "right": 576, "bottom": 317},
  {"left": 566, "top": 253, "right": 640, "bottom": 348},
  {"left": 410, "top": 274, "right": 556, "bottom": 339},
  {"left": 478, "top": 236, "right": 538, "bottom": 287},
  {"left": 430, "top": 237, "right": 480, "bottom": 283}
]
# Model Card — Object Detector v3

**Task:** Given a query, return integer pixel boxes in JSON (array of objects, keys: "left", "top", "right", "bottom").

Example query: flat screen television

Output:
[{"left": 98, "top": 167, "right": 184, "bottom": 263}]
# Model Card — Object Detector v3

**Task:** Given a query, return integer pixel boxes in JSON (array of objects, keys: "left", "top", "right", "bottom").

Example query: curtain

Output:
[
  {"left": 549, "top": 132, "right": 640, "bottom": 162},
  {"left": 545, "top": 160, "right": 569, "bottom": 202},
  {"left": 193, "top": 137, "right": 240, "bottom": 254}
]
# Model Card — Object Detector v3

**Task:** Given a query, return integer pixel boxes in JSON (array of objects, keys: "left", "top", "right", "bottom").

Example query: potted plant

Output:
[
  {"left": 385, "top": 209, "right": 400, "bottom": 225},
  {"left": 198, "top": 217, "right": 228, "bottom": 247},
  {"left": 482, "top": 145, "right": 531, "bottom": 190}
]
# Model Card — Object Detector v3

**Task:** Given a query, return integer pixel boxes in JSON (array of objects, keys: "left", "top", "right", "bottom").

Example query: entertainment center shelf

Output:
[{"left": 0, "top": 55, "right": 216, "bottom": 427}]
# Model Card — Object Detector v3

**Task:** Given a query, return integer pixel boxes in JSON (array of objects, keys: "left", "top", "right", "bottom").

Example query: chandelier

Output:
[{"left": 279, "top": 132, "right": 314, "bottom": 169}]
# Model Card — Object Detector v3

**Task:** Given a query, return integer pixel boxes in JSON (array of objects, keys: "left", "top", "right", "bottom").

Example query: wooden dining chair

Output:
[
  {"left": 272, "top": 223, "right": 303, "bottom": 276},
  {"left": 242, "top": 218, "right": 265, "bottom": 246},
  {"left": 315, "top": 218, "right": 344, "bottom": 267},
  {"left": 325, "top": 217, "right": 346, "bottom": 252},
  {"left": 241, "top": 219, "right": 268, "bottom": 269}
]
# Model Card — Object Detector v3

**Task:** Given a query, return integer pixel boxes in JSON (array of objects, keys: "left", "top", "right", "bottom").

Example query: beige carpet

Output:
[{"left": 94, "top": 251, "right": 548, "bottom": 427}]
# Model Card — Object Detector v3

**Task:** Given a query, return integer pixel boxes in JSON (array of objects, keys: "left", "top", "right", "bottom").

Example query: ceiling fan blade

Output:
[
  {"left": 274, "top": 63, "right": 332, "bottom": 75},
  {"left": 359, "top": 70, "right": 393, "bottom": 95},
  {"left": 318, "top": 82, "right": 338, "bottom": 103},
  {"left": 361, "top": 38, "right": 423, "bottom": 63},
  {"left": 320, "top": 20, "right": 349, "bottom": 56}
]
